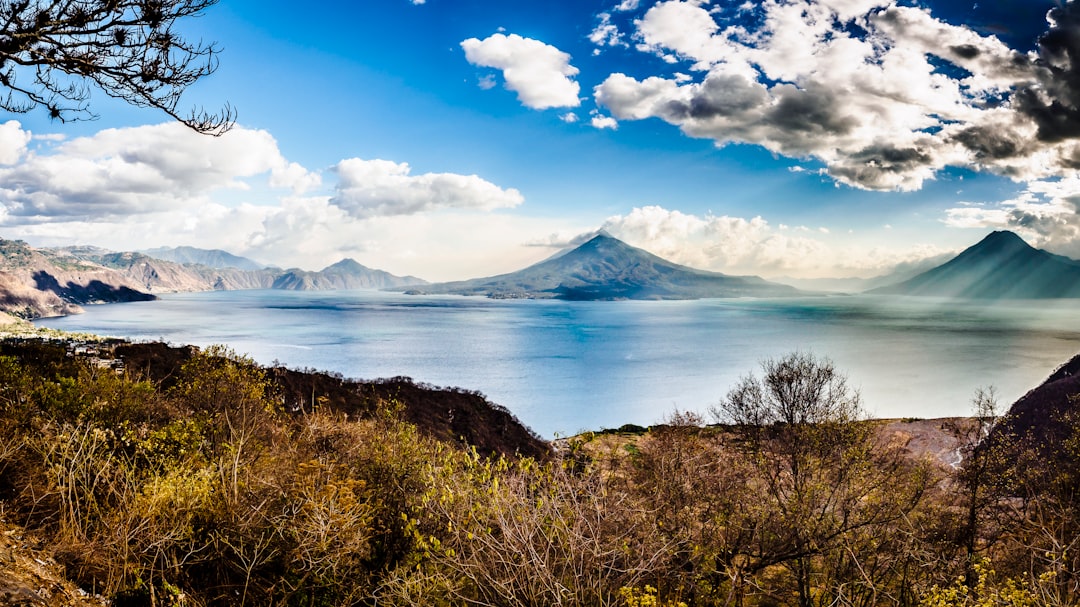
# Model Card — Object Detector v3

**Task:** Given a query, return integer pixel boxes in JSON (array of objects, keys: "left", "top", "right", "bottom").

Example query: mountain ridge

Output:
[
  {"left": 0, "top": 241, "right": 428, "bottom": 318},
  {"left": 407, "top": 233, "right": 802, "bottom": 300},
  {"left": 869, "top": 230, "right": 1080, "bottom": 298},
  {"left": 140, "top": 245, "right": 269, "bottom": 271}
]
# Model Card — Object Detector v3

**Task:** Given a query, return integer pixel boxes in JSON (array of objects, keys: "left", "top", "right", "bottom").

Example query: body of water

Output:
[{"left": 33, "top": 290, "right": 1080, "bottom": 437}]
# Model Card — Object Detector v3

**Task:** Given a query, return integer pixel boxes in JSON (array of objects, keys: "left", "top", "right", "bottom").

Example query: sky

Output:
[{"left": 0, "top": 0, "right": 1077, "bottom": 281}]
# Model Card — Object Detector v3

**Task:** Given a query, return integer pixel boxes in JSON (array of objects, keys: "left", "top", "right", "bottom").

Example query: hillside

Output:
[
  {"left": 92, "top": 251, "right": 276, "bottom": 292},
  {"left": 992, "top": 351, "right": 1080, "bottom": 452},
  {"left": 409, "top": 232, "right": 801, "bottom": 300},
  {"left": 99, "top": 340, "right": 547, "bottom": 459},
  {"left": 870, "top": 230, "right": 1080, "bottom": 298},
  {"left": 0, "top": 240, "right": 155, "bottom": 319},
  {"left": 0, "top": 333, "right": 1077, "bottom": 605},
  {"left": 83, "top": 248, "right": 427, "bottom": 293}
]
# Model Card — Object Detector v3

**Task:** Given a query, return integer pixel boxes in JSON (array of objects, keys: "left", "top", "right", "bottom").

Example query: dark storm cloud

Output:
[
  {"left": 951, "top": 125, "right": 1026, "bottom": 160},
  {"left": 950, "top": 44, "right": 980, "bottom": 60},
  {"left": 597, "top": 0, "right": 1080, "bottom": 192},
  {"left": 1015, "top": 1, "right": 1080, "bottom": 142},
  {"left": 765, "top": 84, "right": 857, "bottom": 136},
  {"left": 685, "top": 73, "right": 769, "bottom": 118},
  {"left": 827, "top": 144, "right": 935, "bottom": 190}
]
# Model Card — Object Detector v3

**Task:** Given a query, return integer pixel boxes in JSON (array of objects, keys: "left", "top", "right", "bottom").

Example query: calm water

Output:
[{"left": 34, "top": 290, "right": 1080, "bottom": 437}]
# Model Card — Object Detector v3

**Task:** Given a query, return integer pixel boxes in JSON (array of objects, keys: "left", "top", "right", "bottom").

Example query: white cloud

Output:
[
  {"left": 0, "top": 122, "right": 319, "bottom": 222},
  {"left": 461, "top": 33, "right": 581, "bottom": 109},
  {"left": 615, "top": 0, "right": 640, "bottom": 10},
  {"left": 560, "top": 112, "right": 579, "bottom": 123},
  {"left": 0, "top": 118, "right": 538, "bottom": 281},
  {"left": 590, "top": 13, "right": 626, "bottom": 49},
  {"left": 0, "top": 121, "right": 31, "bottom": 165},
  {"left": 593, "top": 0, "right": 1080, "bottom": 192},
  {"left": 329, "top": 158, "right": 524, "bottom": 218},
  {"left": 601, "top": 205, "right": 947, "bottom": 278},
  {"left": 591, "top": 115, "right": 619, "bottom": 130}
]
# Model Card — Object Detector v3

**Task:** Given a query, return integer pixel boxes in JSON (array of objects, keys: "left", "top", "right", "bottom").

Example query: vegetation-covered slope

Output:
[{"left": 2, "top": 344, "right": 1078, "bottom": 606}]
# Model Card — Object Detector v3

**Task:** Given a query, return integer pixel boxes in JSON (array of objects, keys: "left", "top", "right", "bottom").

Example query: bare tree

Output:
[
  {"left": 712, "top": 352, "right": 928, "bottom": 607},
  {"left": 0, "top": 0, "right": 234, "bottom": 132},
  {"left": 947, "top": 387, "right": 1002, "bottom": 589}
]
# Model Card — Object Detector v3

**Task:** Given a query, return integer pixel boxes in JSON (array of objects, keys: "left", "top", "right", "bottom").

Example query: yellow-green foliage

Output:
[
  {"left": 922, "top": 561, "right": 1045, "bottom": 607},
  {"left": 620, "top": 585, "right": 688, "bottom": 607},
  {"left": 5, "top": 344, "right": 1080, "bottom": 607},
  {"left": 131, "top": 418, "right": 208, "bottom": 468}
]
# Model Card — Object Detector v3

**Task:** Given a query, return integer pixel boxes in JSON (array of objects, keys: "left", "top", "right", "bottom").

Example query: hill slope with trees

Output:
[{"left": 0, "top": 343, "right": 1076, "bottom": 606}]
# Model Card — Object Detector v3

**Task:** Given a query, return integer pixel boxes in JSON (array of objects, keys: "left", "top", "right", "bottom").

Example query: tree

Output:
[
  {"left": 712, "top": 352, "right": 928, "bottom": 607},
  {"left": 0, "top": 0, "right": 233, "bottom": 132},
  {"left": 947, "top": 387, "right": 1003, "bottom": 590}
]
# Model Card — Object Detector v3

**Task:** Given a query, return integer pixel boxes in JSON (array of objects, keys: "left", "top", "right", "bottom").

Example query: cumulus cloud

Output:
[
  {"left": 329, "top": 158, "right": 524, "bottom": 218},
  {"left": 590, "top": 13, "right": 626, "bottom": 49},
  {"left": 591, "top": 115, "right": 618, "bottom": 129},
  {"left": 599, "top": 205, "right": 947, "bottom": 278},
  {"left": 0, "top": 121, "right": 31, "bottom": 165},
  {"left": 461, "top": 33, "right": 581, "bottom": 109},
  {"left": 0, "top": 122, "right": 320, "bottom": 222},
  {"left": 593, "top": 0, "right": 1080, "bottom": 192},
  {"left": 0, "top": 115, "right": 539, "bottom": 281}
]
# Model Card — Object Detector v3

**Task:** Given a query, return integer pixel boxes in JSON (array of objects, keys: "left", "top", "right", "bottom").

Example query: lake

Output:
[{"left": 34, "top": 290, "right": 1080, "bottom": 437}]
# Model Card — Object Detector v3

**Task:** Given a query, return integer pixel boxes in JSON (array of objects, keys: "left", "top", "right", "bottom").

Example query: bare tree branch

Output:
[{"left": 0, "top": 0, "right": 234, "bottom": 133}]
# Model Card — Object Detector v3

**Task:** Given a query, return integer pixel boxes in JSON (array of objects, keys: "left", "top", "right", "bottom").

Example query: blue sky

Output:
[{"left": 0, "top": 0, "right": 1076, "bottom": 281}]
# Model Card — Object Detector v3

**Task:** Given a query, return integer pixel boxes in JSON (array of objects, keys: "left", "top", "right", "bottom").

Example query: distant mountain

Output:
[
  {"left": 408, "top": 232, "right": 801, "bottom": 300},
  {"left": 92, "top": 251, "right": 275, "bottom": 292},
  {"left": 869, "top": 231, "right": 1080, "bottom": 298},
  {"left": 775, "top": 254, "right": 953, "bottom": 293},
  {"left": 0, "top": 241, "right": 429, "bottom": 319},
  {"left": 141, "top": 246, "right": 268, "bottom": 271},
  {"left": 273, "top": 258, "right": 426, "bottom": 290},
  {"left": 59, "top": 248, "right": 424, "bottom": 294}
]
